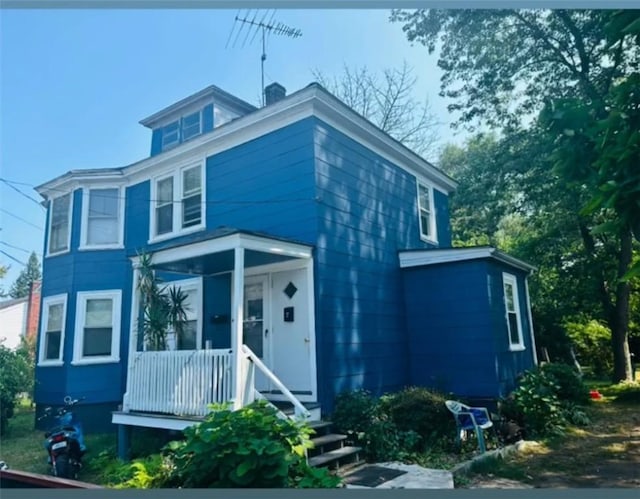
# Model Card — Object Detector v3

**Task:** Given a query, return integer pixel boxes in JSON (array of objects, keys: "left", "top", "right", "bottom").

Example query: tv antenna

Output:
[{"left": 226, "top": 10, "right": 302, "bottom": 107}]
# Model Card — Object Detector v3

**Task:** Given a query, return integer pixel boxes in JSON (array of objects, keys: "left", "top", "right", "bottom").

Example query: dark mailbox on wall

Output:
[{"left": 284, "top": 307, "right": 294, "bottom": 322}]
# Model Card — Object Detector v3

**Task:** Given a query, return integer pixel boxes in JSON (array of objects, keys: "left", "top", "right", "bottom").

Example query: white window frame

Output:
[
  {"left": 149, "top": 161, "right": 205, "bottom": 243},
  {"left": 503, "top": 272, "right": 525, "bottom": 351},
  {"left": 161, "top": 120, "right": 180, "bottom": 151},
  {"left": 417, "top": 180, "right": 438, "bottom": 244},
  {"left": 38, "top": 294, "right": 67, "bottom": 366},
  {"left": 47, "top": 192, "right": 73, "bottom": 257},
  {"left": 72, "top": 290, "right": 122, "bottom": 365},
  {"left": 79, "top": 186, "right": 125, "bottom": 250},
  {"left": 181, "top": 110, "right": 203, "bottom": 142},
  {"left": 162, "top": 277, "right": 203, "bottom": 351}
]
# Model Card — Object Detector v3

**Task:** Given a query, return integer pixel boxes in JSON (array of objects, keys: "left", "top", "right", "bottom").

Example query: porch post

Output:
[
  {"left": 123, "top": 264, "right": 140, "bottom": 412},
  {"left": 232, "top": 246, "right": 245, "bottom": 410}
]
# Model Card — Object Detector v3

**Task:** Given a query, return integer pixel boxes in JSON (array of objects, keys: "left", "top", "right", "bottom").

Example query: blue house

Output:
[{"left": 33, "top": 82, "right": 538, "bottom": 437}]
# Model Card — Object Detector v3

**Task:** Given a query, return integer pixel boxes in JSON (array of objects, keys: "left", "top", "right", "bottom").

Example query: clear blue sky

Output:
[{"left": 0, "top": 8, "right": 463, "bottom": 287}]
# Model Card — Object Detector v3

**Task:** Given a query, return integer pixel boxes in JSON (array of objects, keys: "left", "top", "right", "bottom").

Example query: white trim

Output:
[
  {"left": 416, "top": 181, "right": 438, "bottom": 244},
  {"left": 232, "top": 247, "right": 245, "bottom": 410},
  {"left": 79, "top": 186, "right": 125, "bottom": 250},
  {"left": 399, "top": 247, "right": 537, "bottom": 272},
  {"left": 37, "top": 85, "right": 456, "bottom": 200},
  {"left": 37, "top": 294, "right": 67, "bottom": 366},
  {"left": 503, "top": 272, "right": 525, "bottom": 352},
  {"left": 244, "top": 258, "right": 310, "bottom": 277},
  {"left": 305, "top": 258, "right": 318, "bottom": 402},
  {"left": 148, "top": 160, "right": 206, "bottom": 243},
  {"left": 72, "top": 290, "right": 122, "bottom": 365},
  {"left": 131, "top": 232, "right": 312, "bottom": 268},
  {"left": 123, "top": 266, "right": 140, "bottom": 412},
  {"left": 111, "top": 412, "right": 201, "bottom": 431},
  {"left": 46, "top": 191, "right": 73, "bottom": 257},
  {"left": 525, "top": 276, "right": 539, "bottom": 365}
]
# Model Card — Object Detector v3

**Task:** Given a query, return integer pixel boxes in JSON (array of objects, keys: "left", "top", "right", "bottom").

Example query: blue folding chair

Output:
[{"left": 445, "top": 400, "right": 493, "bottom": 453}]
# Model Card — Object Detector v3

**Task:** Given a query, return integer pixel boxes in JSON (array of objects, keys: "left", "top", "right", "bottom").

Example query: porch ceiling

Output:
[{"left": 155, "top": 249, "right": 295, "bottom": 275}]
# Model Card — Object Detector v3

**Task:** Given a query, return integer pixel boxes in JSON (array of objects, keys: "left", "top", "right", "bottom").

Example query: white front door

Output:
[
  {"left": 270, "top": 267, "right": 313, "bottom": 397},
  {"left": 243, "top": 275, "right": 270, "bottom": 391}
]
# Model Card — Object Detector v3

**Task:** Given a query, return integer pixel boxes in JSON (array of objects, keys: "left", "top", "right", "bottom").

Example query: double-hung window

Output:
[
  {"left": 73, "top": 290, "right": 122, "bottom": 364},
  {"left": 162, "top": 121, "right": 179, "bottom": 150},
  {"left": 38, "top": 295, "right": 67, "bottom": 365},
  {"left": 503, "top": 273, "right": 525, "bottom": 351},
  {"left": 417, "top": 182, "right": 437, "bottom": 242},
  {"left": 83, "top": 188, "right": 122, "bottom": 247},
  {"left": 48, "top": 193, "right": 71, "bottom": 255},
  {"left": 181, "top": 111, "right": 201, "bottom": 141},
  {"left": 152, "top": 163, "right": 204, "bottom": 240}
]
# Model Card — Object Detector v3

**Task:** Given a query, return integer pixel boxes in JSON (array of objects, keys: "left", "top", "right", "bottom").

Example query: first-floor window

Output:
[
  {"left": 74, "top": 290, "right": 121, "bottom": 364},
  {"left": 503, "top": 273, "right": 524, "bottom": 350},
  {"left": 39, "top": 295, "right": 67, "bottom": 365}
]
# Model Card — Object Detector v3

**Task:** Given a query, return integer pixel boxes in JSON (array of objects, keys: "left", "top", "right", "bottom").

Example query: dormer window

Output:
[
  {"left": 162, "top": 121, "right": 179, "bottom": 150},
  {"left": 182, "top": 111, "right": 202, "bottom": 141}
]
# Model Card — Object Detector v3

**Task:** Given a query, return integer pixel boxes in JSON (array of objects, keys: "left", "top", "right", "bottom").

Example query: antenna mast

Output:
[{"left": 226, "top": 10, "right": 302, "bottom": 107}]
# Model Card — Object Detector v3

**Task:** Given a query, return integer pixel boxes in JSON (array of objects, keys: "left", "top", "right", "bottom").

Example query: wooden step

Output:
[
  {"left": 311, "top": 433, "right": 347, "bottom": 448},
  {"left": 308, "top": 421, "right": 333, "bottom": 433},
  {"left": 308, "top": 446, "right": 362, "bottom": 468}
]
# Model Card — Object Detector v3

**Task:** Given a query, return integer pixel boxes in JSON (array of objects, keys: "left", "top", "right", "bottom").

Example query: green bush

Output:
[
  {"left": 511, "top": 369, "right": 566, "bottom": 438},
  {"left": 384, "top": 387, "right": 456, "bottom": 447},
  {"left": 331, "top": 390, "right": 407, "bottom": 461},
  {"left": 162, "top": 401, "right": 339, "bottom": 488},
  {"left": 564, "top": 319, "right": 613, "bottom": 377},
  {"left": 0, "top": 343, "right": 32, "bottom": 435},
  {"left": 540, "top": 362, "right": 590, "bottom": 404}
]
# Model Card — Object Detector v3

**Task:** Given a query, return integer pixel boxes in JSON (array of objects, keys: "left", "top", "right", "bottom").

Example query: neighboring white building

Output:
[{"left": 0, "top": 297, "right": 28, "bottom": 350}]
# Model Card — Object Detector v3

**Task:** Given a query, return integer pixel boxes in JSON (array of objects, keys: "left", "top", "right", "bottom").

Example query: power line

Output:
[
  {"left": 0, "top": 241, "right": 36, "bottom": 255},
  {"left": 0, "top": 249, "right": 26, "bottom": 266},
  {"left": 0, "top": 178, "right": 45, "bottom": 209},
  {"left": 0, "top": 208, "right": 44, "bottom": 231}
]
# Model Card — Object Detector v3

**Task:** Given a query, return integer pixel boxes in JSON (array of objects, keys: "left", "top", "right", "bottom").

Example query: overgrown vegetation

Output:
[
  {"left": 332, "top": 387, "right": 457, "bottom": 462},
  {"left": 499, "top": 363, "right": 591, "bottom": 439},
  {"left": 0, "top": 342, "right": 34, "bottom": 435}
]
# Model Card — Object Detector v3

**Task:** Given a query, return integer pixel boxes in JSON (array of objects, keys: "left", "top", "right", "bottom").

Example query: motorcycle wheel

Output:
[{"left": 53, "top": 454, "right": 73, "bottom": 479}]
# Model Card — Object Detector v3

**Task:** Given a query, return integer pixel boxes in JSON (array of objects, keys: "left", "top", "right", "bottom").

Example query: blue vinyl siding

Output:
[
  {"left": 150, "top": 128, "right": 163, "bottom": 156},
  {"left": 202, "top": 104, "right": 214, "bottom": 133},
  {"left": 402, "top": 260, "right": 499, "bottom": 398},
  {"left": 311, "top": 119, "right": 450, "bottom": 411}
]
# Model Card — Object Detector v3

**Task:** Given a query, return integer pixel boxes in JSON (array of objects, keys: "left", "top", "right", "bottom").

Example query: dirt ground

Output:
[{"left": 466, "top": 402, "right": 640, "bottom": 489}]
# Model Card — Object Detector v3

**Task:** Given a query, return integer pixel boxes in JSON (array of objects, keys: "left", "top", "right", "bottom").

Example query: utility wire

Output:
[
  {"left": 0, "top": 178, "right": 45, "bottom": 209},
  {"left": 0, "top": 249, "right": 26, "bottom": 266},
  {"left": 0, "top": 241, "right": 35, "bottom": 255},
  {"left": 0, "top": 208, "right": 44, "bottom": 231}
]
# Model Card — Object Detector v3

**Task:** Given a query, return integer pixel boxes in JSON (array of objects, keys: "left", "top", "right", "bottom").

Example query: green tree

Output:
[
  {"left": 393, "top": 8, "right": 639, "bottom": 381},
  {"left": 0, "top": 342, "right": 32, "bottom": 434},
  {"left": 9, "top": 252, "right": 41, "bottom": 299},
  {"left": 0, "top": 264, "right": 9, "bottom": 298}
]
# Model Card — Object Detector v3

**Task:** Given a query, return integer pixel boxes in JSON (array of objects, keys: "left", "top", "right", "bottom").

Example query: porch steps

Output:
[{"left": 307, "top": 420, "right": 363, "bottom": 472}]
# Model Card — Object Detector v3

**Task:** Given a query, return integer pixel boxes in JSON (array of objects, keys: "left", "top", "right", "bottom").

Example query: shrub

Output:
[
  {"left": 0, "top": 343, "right": 32, "bottom": 435},
  {"left": 162, "top": 401, "right": 338, "bottom": 488},
  {"left": 540, "top": 362, "right": 590, "bottom": 404},
  {"left": 510, "top": 369, "right": 566, "bottom": 438},
  {"left": 564, "top": 319, "right": 613, "bottom": 376},
  {"left": 384, "top": 387, "right": 456, "bottom": 448},
  {"left": 331, "top": 390, "right": 406, "bottom": 461}
]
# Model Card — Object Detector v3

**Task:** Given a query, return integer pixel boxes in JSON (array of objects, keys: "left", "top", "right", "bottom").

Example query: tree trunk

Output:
[{"left": 611, "top": 227, "right": 633, "bottom": 382}]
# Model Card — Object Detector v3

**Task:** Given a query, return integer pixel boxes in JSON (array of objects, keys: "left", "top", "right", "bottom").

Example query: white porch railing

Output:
[{"left": 123, "top": 349, "right": 233, "bottom": 417}]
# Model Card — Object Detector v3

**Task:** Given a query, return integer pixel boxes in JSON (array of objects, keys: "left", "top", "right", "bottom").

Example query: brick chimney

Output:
[{"left": 264, "top": 83, "right": 286, "bottom": 106}]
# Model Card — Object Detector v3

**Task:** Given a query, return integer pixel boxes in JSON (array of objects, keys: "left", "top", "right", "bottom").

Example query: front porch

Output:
[{"left": 112, "top": 229, "right": 319, "bottom": 431}]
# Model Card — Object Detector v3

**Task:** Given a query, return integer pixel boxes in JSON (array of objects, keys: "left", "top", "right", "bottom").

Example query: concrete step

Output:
[
  {"left": 308, "top": 446, "right": 362, "bottom": 468},
  {"left": 311, "top": 433, "right": 347, "bottom": 448}
]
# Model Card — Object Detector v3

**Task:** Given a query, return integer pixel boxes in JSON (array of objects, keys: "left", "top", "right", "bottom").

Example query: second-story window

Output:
[
  {"left": 152, "top": 163, "right": 204, "bottom": 240},
  {"left": 182, "top": 111, "right": 201, "bottom": 141},
  {"left": 417, "top": 182, "right": 437, "bottom": 243},
  {"left": 83, "top": 188, "right": 122, "bottom": 247},
  {"left": 48, "top": 193, "right": 71, "bottom": 255}
]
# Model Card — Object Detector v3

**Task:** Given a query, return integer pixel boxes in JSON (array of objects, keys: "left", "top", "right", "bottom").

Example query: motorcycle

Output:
[{"left": 39, "top": 396, "right": 87, "bottom": 479}]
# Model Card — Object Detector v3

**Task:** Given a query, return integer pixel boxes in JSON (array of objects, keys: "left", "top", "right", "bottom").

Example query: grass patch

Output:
[{"left": 468, "top": 455, "right": 531, "bottom": 482}]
